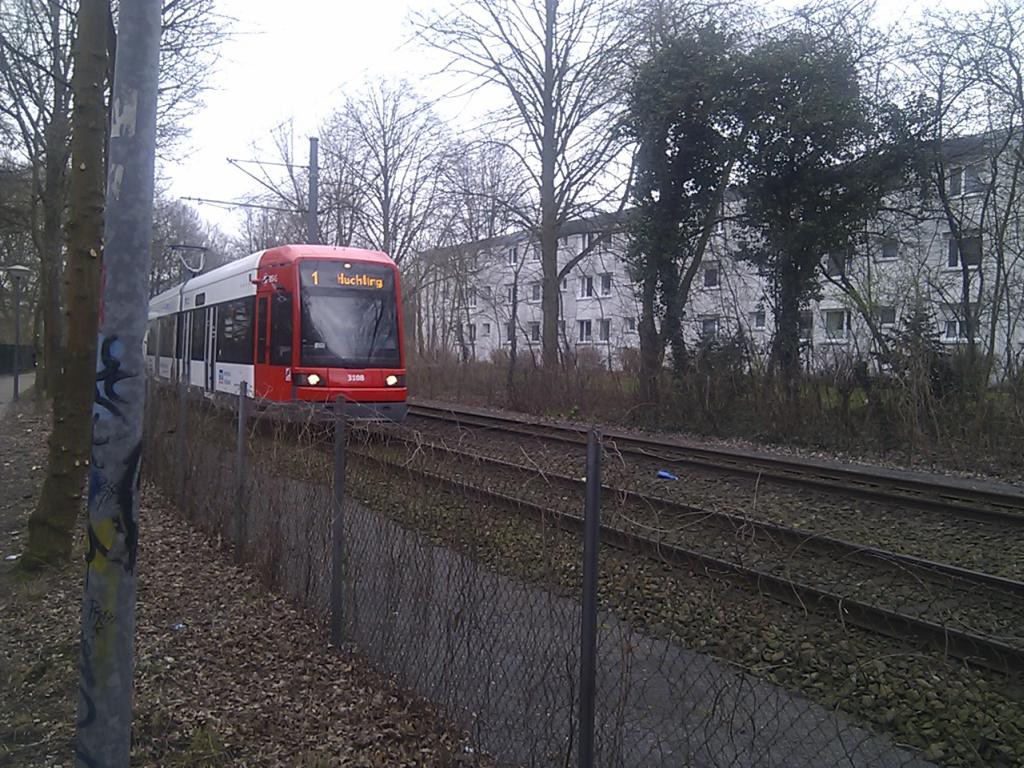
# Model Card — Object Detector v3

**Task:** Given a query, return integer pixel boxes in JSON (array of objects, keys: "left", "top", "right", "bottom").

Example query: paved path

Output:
[{"left": 0, "top": 372, "right": 35, "bottom": 418}]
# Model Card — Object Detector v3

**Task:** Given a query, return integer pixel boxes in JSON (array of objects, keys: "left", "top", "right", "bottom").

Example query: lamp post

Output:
[{"left": 4, "top": 264, "right": 31, "bottom": 401}]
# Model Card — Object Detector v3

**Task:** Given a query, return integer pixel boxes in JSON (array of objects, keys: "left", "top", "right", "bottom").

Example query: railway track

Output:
[
  {"left": 407, "top": 401, "right": 1024, "bottom": 526},
  {"left": 189, "top": 391, "right": 1024, "bottom": 673},
  {"left": 348, "top": 437, "right": 1024, "bottom": 676}
]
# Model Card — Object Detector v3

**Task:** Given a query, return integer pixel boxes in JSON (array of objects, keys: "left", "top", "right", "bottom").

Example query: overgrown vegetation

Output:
[{"left": 407, "top": 342, "right": 1024, "bottom": 475}]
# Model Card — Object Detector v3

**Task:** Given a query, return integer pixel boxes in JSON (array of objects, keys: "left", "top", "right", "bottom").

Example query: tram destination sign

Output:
[{"left": 299, "top": 260, "right": 391, "bottom": 291}]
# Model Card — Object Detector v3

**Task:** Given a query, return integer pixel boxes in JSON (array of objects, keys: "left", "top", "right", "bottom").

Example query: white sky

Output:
[{"left": 159, "top": 0, "right": 991, "bottom": 239}]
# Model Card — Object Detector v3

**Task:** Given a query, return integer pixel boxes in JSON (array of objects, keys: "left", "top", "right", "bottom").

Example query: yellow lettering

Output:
[{"left": 332, "top": 273, "right": 385, "bottom": 289}]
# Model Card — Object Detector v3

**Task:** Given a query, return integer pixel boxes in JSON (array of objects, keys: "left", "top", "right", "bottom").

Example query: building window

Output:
[
  {"left": 824, "top": 309, "right": 851, "bottom": 341},
  {"left": 481, "top": 286, "right": 492, "bottom": 300},
  {"left": 600, "top": 273, "right": 612, "bottom": 296},
  {"left": 529, "top": 321, "right": 541, "bottom": 342},
  {"left": 880, "top": 239, "right": 898, "bottom": 261},
  {"left": 584, "top": 232, "right": 595, "bottom": 250},
  {"left": 948, "top": 232, "right": 982, "bottom": 268},
  {"left": 876, "top": 306, "right": 897, "bottom": 326},
  {"left": 824, "top": 251, "right": 849, "bottom": 278},
  {"left": 625, "top": 317, "right": 637, "bottom": 333},
  {"left": 507, "top": 246, "right": 518, "bottom": 266},
  {"left": 558, "top": 320, "right": 566, "bottom": 336},
  {"left": 505, "top": 284, "right": 514, "bottom": 304},
  {"left": 598, "top": 318, "right": 611, "bottom": 342},
  {"left": 799, "top": 310, "right": 813, "bottom": 341},
  {"left": 506, "top": 321, "right": 515, "bottom": 342},
  {"left": 703, "top": 262, "right": 720, "bottom": 288},
  {"left": 468, "top": 288, "right": 477, "bottom": 308},
  {"left": 561, "top": 278, "right": 568, "bottom": 292},
  {"left": 578, "top": 319, "right": 592, "bottom": 343},
  {"left": 530, "top": 282, "right": 541, "bottom": 302},
  {"left": 469, "top": 254, "right": 480, "bottom": 271},
  {"left": 964, "top": 165, "right": 986, "bottom": 195},
  {"left": 579, "top": 276, "right": 595, "bottom": 298},
  {"left": 949, "top": 165, "right": 986, "bottom": 196},
  {"left": 700, "top": 317, "right": 719, "bottom": 339},
  {"left": 482, "top": 322, "right": 491, "bottom": 337},
  {"left": 531, "top": 246, "right": 540, "bottom": 261},
  {"left": 947, "top": 167, "right": 962, "bottom": 197},
  {"left": 467, "top": 324, "right": 476, "bottom": 342},
  {"left": 944, "top": 319, "right": 968, "bottom": 340},
  {"left": 750, "top": 310, "right": 766, "bottom": 330}
]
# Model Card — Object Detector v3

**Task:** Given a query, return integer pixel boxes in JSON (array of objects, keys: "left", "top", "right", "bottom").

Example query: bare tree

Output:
[
  {"left": 335, "top": 80, "right": 448, "bottom": 265},
  {"left": 150, "top": 194, "right": 236, "bottom": 294},
  {"left": 22, "top": 0, "right": 108, "bottom": 568},
  {"left": 0, "top": 0, "right": 228, "bottom": 397},
  {"left": 417, "top": 0, "right": 629, "bottom": 368},
  {"left": 912, "top": 0, "right": 1024, "bottom": 385},
  {"left": 0, "top": 0, "right": 73, "bottom": 395},
  {"left": 1, "top": 0, "right": 228, "bottom": 567},
  {"left": 318, "top": 116, "right": 368, "bottom": 247}
]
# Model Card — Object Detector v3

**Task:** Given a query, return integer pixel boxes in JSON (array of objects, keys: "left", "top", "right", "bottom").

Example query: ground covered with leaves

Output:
[{"left": 0, "top": 400, "right": 479, "bottom": 766}]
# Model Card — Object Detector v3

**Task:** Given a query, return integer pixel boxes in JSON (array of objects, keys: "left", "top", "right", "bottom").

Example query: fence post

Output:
[
  {"left": 578, "top": 428, "right": 601, "bottom": 768},
  {"left": 235, "top": 380, "right": 248, "bottom": 560},
  {"left": 330, "top": 396, "right": 347, "bottom": 647}
]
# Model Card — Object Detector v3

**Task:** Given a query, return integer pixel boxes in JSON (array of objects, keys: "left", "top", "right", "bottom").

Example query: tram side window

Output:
[
  {"left": 216, "top": 298, "right": 255, "bottom": 364},
  {"left": 158, "top": 316, "right": 175, "bottom": 357},
  {"left": 190, "top": 309, "right": 206, "bottom": 361},
  {"left": 269, "top": 292, "right": 293, "bottom": 366}
]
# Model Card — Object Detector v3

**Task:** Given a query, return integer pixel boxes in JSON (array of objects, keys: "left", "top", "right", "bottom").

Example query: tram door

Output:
[
  {"left": 253, "top": 295, "right": 270, "bottom": 398},
  {"left": 204, "top": 306, "right": 217, "bottom": 392}
]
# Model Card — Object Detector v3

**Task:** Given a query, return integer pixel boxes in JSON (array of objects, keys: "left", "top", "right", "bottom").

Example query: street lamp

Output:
[{"left": 4, "top": 264, "right": 31, "bottom": 401}]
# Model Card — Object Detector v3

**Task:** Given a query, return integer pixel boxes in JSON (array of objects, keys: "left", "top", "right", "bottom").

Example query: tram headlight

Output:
[
  {"left": 306, "top": 373, "right": 321, "bottom": 386},
  {"left": 385, "top": 374, "right": 399, "bottom": 387}
]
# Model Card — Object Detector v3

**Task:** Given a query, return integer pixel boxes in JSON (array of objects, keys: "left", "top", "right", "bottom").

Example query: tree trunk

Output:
[
  {"left": 540, "top": 0, "right": 560, "bottom": 369},
  {"left": 23, "top": 0, "right": 107, "bottom": 569},
  {"left": 772, "top": 259, "right": 802, "bottom": 403},
  {"left": 638, "top": 271, "right": 661, "bottom": 406},
  {"left": 37, "top": 0, "right": 72, "bottom": 398},
  {"left": 39, "top": 124, "right": 69, "bottom": 397}
]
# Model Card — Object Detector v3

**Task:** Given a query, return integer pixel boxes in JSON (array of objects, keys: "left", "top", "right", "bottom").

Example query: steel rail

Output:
[
  {"left": 407, "top": 402, "right": 1024, "bottom": 526},
  {"left": 365, "top": 430, "right": 1024, "bottom": 599},
  {"left": 347, "top": 446, "right": 1024, "bottom": 676}
]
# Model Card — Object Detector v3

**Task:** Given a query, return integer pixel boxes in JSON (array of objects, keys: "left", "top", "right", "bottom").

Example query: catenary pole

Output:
[
  {"left": 307, "top": 136, "right": 319, "bottom": 243},
  {"left": 75, "top": 0, "right": 161, "bottom": 764}
]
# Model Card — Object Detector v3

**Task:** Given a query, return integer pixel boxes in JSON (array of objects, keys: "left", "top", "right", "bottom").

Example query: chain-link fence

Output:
[{"left": 144, "top": 380, "right": 1023, "bottom": 768}]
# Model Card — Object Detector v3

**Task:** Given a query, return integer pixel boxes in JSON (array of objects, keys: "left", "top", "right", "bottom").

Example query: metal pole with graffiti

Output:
[{"left": 75, "top": 0, "right": 161, "bottom": 764}]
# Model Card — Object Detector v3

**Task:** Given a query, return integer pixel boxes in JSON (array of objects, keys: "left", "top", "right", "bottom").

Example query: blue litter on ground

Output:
[{"left": 656, "top": 470, "right": 679, "bottom": 481}]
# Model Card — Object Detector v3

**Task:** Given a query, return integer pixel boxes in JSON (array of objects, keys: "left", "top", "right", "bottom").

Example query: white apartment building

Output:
[{"left": 421, "top": 138, "right": 1024, "bottom": 379}]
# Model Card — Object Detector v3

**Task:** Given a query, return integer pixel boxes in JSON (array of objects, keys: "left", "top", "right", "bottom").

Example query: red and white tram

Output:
[{"left": 146, "top": 244, "right": 407, "bottom": 420}]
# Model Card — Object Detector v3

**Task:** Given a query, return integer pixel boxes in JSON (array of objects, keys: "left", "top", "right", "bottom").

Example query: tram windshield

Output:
[{"left": 298, "top": 261, "right": 400, "bottom": 368}]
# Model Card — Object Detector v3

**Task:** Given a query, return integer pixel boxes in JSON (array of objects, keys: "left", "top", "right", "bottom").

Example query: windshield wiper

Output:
[{"left": 362, "top": 301, "right": 387, "bottom": 365}]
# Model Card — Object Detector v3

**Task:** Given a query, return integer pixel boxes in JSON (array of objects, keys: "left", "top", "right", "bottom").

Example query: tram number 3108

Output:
[{"left": 346, "top": 373, "right": 366, "bottom": 382}]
